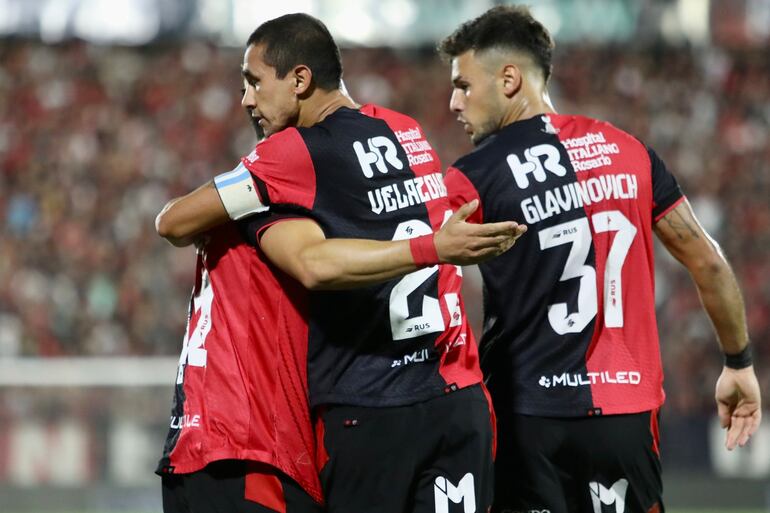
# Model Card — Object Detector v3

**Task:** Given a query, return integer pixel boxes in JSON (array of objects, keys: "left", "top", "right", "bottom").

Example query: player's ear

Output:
[
  {"left": 501, "top": 64, "right": 522, "bottom": 98},
  {"left": 293, "top": 65, "right": 313, "bottom": 95}
]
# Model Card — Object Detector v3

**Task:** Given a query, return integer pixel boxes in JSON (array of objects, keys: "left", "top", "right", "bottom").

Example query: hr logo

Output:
[
  {"left": 434, "top": 472, "right": 475, "bottom": 513},
  {"left": 354, "top": 136, "right": 404, "bottom": 178},
  {"left": 589, "top": 478, "right": 628, "bottom": 513},
  {"left": 506, "top": 143, "right": 567, "bottom": 189}
]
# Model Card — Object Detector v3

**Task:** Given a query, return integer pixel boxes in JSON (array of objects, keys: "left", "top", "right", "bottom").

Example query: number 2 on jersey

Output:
[{"left": 538, "top": 210, "right": 637, "bottom": 334}]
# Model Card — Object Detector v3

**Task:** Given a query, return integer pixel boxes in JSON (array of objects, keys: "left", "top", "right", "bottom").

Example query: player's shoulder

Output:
[
  {"left": 360, "top": 103, "right": 413, "bottom": 124},
  {"left": 561, "top": 114, "right": 645, "bottom": 148},
  {"left": 243, "top": 127, "right": 307, "bottom": 165}
]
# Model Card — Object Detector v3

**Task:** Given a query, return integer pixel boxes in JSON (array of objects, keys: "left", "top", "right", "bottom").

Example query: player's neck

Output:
[
  {"left": 501, "top": 90, "right": 556, "bottom": 128},
  {"left": 298, "top": 89, "right": 358, "bottom": 128}
]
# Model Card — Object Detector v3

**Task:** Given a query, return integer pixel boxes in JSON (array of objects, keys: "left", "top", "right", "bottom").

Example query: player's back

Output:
[
  {"left": 243, "top": 104, "right": 481, "bottom": 408},
  {"left": 444, "top": 114, "right": 684, "bottom": 417},
  {"left": 156, "top": 223, "right": 321, "bottom": 502}
]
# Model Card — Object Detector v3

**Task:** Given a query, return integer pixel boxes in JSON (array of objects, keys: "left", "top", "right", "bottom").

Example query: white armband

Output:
[{"left": 214, "top": 163, "right": 269, "bottom": 220}]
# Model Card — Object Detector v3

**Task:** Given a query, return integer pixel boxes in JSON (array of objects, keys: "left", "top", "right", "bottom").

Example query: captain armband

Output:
[
  {"left": 214, "top": 163, "right": 269, "bottom": 220},
  {"left": 724, "top": 343, "right": 753, "bottom": 370}
]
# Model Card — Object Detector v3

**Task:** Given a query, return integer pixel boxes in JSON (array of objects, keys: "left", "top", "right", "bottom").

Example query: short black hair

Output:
[
  {"left": 246, "top": 13, "right": 342, "bottom": 91},
  {"left": 438, "top": 5, "right": 554, "bottom": 82}
]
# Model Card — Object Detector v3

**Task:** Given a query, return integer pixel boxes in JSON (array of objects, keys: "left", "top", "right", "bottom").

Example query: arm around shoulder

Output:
[{"left": 155, "top": 181, "right": 230, "bottom": 247}]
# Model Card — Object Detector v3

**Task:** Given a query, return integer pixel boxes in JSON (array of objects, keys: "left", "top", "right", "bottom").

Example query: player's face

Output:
[
  {"left": 241, "top": 44, "right": 299, "bottom": 137},
  {"left": 449, "top": 51, "right": 503, "bottom": 145}
]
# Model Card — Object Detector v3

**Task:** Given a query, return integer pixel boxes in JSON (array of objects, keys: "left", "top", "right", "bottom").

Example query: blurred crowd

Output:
[{"left": 1, "top": 39, "right": 768, "bottom": 419}]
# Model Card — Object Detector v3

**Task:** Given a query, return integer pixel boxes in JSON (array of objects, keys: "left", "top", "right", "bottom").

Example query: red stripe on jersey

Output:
[
  {"left": 363, "top": 105, "right": 484, "bottom": 393},
  {"left": 551, "top": 114, "right": 665, "bottom": 415},
  {"left": 241, "top": 128, "right": 317, "bottom": 210},
  {"left": 244, "top": 464, "right": 287, "bottom": 513},
  {"left": 649, "top": 407, "right": 661, "bottom": 456},
  {"left": 314, "top": 412, "right": 330, "bottom": 473},
  {"left": 480, "top": 382, "right": 498, "bottom": 458},
  {"left": 444, "top": 166, "right": 484, "bottom": 224},
  {"left": 653, "top": 195, "right": 686, "bottom": 223}
]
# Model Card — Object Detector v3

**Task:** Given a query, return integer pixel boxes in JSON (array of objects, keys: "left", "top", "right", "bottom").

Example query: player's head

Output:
[
  {"left": 439, "top": 5, "right": 555, "bottom": 144},
  {"left": 241, "top": 13, "right": 343, "bottom": 137}
]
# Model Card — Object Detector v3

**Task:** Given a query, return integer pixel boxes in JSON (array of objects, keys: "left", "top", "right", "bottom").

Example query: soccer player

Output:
[
  {"left": 155, "top": 119, "right": 327, "bottom": 513},
  {"left": 156, "top": 14, "right": 526, "bottom": 513},
  {"left": 438, "top": 6, "right": 762, "bottom": 513}
]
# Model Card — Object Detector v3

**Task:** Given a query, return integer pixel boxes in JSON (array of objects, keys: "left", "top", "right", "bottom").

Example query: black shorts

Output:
[
  {"left": 494, "top": 409, "right": 663, "bottom": 513},
  {"left": 161, "top": 460, "right": 323, "bottom": 513},
  {"left": 317, "top": 384, "right": 494, "bottom": 513}
]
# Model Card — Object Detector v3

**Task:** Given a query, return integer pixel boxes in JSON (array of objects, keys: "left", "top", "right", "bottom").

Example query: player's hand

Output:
[
  {"left": 715, "top": 366, "right": 762, "bottom": 450},
  {"left": 434, "top": 200, "right": 526, "bottom": 265}
]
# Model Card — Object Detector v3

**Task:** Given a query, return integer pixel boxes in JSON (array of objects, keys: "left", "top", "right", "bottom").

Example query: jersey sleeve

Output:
[
  {"left": 444, "top": 166, "right": 484, "bottom": 224},
  {"left": 237, "top": 212, "right": 312, "bottom": 248},
  {"left": 648, "top": 147, "right": 685, "bottom": 221},
  {"left": 240, "top": 128, "right": 317, "bottom": 210}
]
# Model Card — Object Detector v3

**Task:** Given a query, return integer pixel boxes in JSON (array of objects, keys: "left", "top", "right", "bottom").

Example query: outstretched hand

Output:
[
  {"left": 715, "top": 366, "right": 762, "bottom": 450},
  {"left": 434, "top": 200, "right": 527, "bottom": 266}
]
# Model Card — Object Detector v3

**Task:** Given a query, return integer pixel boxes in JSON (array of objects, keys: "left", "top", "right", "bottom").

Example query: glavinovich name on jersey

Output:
[{"left": 521, "top": 173, "right": 638, "bottom": 224}]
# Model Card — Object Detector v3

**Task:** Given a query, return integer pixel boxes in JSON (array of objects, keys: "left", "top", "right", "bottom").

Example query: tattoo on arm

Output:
[{"left": 663, "top": 209, "right": 700, "bottom": 240}]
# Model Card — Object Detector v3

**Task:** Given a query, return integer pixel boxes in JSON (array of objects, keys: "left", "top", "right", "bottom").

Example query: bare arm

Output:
[
  {"left": 654, "top": 199, "right": 747, "bottom": 353},
  {"left": 260, "top": 200, "right": 526, "bottom": 290},
  {"left": 155, "top": 181, "right": 230, "bottom": 247},
  {"left": 654, "top": 199, "right": 760, "bottom": 450}
]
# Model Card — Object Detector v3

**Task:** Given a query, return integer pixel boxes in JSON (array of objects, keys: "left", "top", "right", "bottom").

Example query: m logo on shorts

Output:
[
  {"left": 589, "top": 478, "right": 628, "bottom": 513},
  {"left": 434, "top": 472, "right": 475, "bottom": 513}
]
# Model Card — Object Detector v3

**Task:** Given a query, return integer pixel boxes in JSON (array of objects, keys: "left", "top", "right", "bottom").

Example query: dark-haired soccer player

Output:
[
  {"left": 438, "top": 6, "right": 762, "bottom": 513},
  {"left": 156, "top": 13, "right": 526, "bottom": 513}
]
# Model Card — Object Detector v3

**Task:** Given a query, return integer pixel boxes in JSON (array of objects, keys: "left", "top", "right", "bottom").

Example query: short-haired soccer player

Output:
[
  {"left": 156, "top": 13, "right": 527, "bottom": 513},
  {"left": 438, "top": 6, "right": 761, "bottom": 513}
]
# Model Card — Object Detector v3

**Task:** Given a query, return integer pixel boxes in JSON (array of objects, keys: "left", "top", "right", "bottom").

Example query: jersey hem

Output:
[
  {"left": 501, "top": 397, "right": 665, "bottom": 418},
  {"left": 156, "top": 450, "right": 323, "bottom": 504},
  {"left": 312, "top": 381, "right": 482, "bottom": 409}
]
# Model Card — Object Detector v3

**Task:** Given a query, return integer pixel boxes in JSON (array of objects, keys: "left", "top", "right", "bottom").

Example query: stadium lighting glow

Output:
[
  {"left": 72, "top": 0, "right": 160, "bottom": 44},
  {"left": 380, "top": 0, "right": 418, "bottom": 30},
  {"left": 232, "top": 0, "right": 317, "bottom": 44}
]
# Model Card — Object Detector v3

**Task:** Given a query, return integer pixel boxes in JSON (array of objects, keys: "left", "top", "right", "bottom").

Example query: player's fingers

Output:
[
  {"left": 450, "top": 200, "right": 479, "bottom": 223},
  {"left": 726, "top": 416, "right": 746, "bottom": 450},
  {"left": 737, "top": 411, "right": 761, "bottom": 446},
  {"left": 467, "top": 221, "right": 520, "bottom": 238},
  {"left": 469, "top": 234, "right": 517, "bottom": 251},
  {"left": 716, "top": 401, "right": 732, "bottom": 429}
]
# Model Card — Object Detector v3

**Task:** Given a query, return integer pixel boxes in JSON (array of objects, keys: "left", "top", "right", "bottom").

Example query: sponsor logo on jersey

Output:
[
  {"left": 500, "top": 509, "right": 552, "bottom": 513},
  {"left": 169, "top": 414, "right": 201, "bottom": 429},
  {"left": 561, "top": 131, "right": 620, "bottom": 172},
  {"left": 590, "top": 478, "right": 628, "bottom": 513},
  {"left": 354, "top": 136, "right": 404, "bottom": 178},
  {"left": 394, "top": 127, "right": 436, "bottom": 167},
  {"left": 444, "top": 333, "right": 467, "bottom": 353},
  {"left": 368, "top": 172, "right": 447, "bottom": 215},
  {"left": 391, "top": 348, "right": 432, "bottom": 368},
  {"left": 434, "top": 472, "right": 476, "bottom": 513},
  {"left": 538, "top": 371, "right": 641, "bottom": 388},
  {"left": 507, "top": 143, "right": 568, "bottom": 189}
]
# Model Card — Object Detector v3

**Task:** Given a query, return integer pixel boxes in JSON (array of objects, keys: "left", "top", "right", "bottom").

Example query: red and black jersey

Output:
[
  {"left": 444, "top": 114, "right": 684, "bottom": 417},
  {"left": 155, "top": 223, "right": 322, "bottom": 504},
  {"left": 240, "top": 104, "right": 482, "bottom": 408}
]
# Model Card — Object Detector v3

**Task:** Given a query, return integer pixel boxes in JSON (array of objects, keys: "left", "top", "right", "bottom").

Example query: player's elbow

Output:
[
  {"left": 294, "top": 265, "right": 335, "bottom": 291},
  {"left": 292, "top": 255, "right": 341, "bottom": 291},
  {"left": 155, "top": 206, "right": 192, "bottom": 247},
  {"left": 684, "top": 247, "right": 728, "bottom": 281}
]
